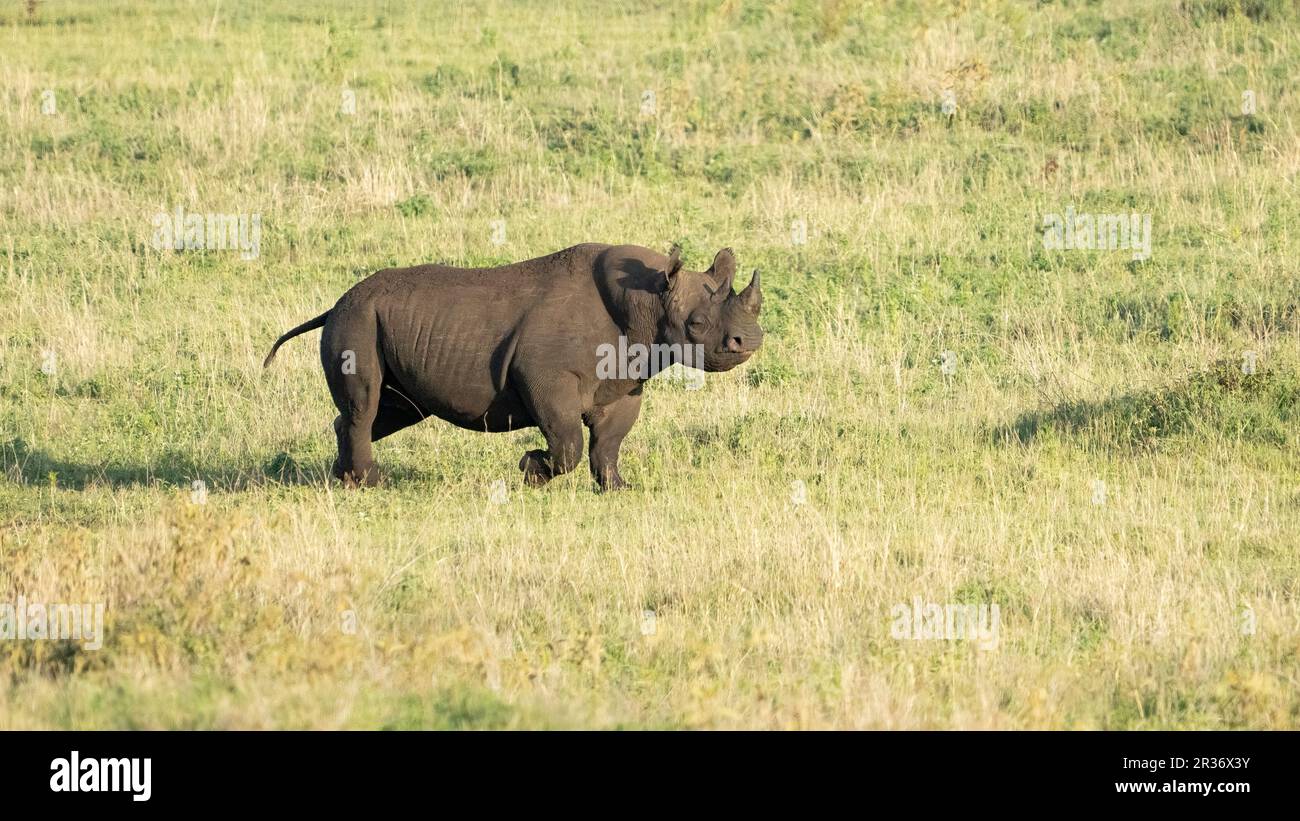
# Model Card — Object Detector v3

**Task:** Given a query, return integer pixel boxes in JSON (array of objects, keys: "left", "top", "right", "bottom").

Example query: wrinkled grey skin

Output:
[{"left": 264, "top": 243, "right": 764, "bottom": 490}]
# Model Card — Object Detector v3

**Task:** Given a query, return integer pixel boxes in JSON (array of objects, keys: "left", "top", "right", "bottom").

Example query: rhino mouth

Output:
[{"left": 704, "top": 348, "right": 755, "bottom": 372}]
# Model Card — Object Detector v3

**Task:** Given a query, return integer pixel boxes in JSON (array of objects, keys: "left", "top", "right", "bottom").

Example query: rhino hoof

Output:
[
  {"left": 597, "top": 474, "right": 631, "bottom": 492},
  {"left": 519, "top": 450, "right": 553, "bottom": 487},
  {"left": 339, "top": 466, "right": 381, "bottom": 488}
]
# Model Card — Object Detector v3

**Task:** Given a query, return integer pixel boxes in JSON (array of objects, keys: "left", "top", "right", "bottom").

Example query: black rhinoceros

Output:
[{"left": 263, "top": 243, "right": 763, "bottom": 490}]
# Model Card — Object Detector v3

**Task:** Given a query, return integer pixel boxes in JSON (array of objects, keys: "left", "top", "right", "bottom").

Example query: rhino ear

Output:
[
  {"left": 662, "top": 244, "right": 684, "bottom": 292},
  {"left": 738, "top": 269, "right": 762, "bottom": 314},
  {"left": 706, "top": 247, "right": 736, "bottom": 303}
]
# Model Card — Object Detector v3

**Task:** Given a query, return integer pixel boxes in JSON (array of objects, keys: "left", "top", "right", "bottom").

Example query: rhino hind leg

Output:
[
  {"left": 331, "top": 392, "right": 424, "bottom": 483},
  {"left": 330, "top": 415, "right": 351, "bottom": 482},
  {"left": 322, "top": 313, "right": 384, "bottom": 488},
  {"left": 330, "top": 399, "right": 418, "bottom": 485},
  {"left": 331, "top": 409, "right": 381, "bottom": 488}
]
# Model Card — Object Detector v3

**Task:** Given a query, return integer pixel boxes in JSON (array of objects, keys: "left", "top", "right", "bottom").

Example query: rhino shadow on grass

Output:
[
  {"left": 993, "top": 360, "right": 1297, "bottom": 450},
  {"left": 0, "top": 437, "right": 394, "bottom": 491}
]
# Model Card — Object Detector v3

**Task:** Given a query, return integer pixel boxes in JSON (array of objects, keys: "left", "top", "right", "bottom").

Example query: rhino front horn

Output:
[{"left": 738, "top": 269, "right": 762, "bottom": 314}]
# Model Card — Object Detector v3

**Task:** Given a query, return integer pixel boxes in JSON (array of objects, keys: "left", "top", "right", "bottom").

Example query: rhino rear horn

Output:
[{"left": 738, "top": 269, "right": 762, "bottom": 314}]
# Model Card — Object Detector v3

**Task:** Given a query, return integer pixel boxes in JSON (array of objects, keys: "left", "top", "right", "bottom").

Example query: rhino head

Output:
[{"left": 660, "top": 246, "right": 764, "bottom": 372}]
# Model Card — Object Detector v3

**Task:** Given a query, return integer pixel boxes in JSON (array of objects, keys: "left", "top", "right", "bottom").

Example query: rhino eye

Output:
[{"left": 688, "top": 315, "right": 710, "bottom": 331}]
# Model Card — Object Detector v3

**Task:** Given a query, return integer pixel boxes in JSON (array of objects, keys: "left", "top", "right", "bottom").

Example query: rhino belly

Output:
[
  {"left": 379, "top": 316, "right": 535, "bottom": 433},
  {"left": 394, "top": 377, "right": 533, "bottom": 433}
]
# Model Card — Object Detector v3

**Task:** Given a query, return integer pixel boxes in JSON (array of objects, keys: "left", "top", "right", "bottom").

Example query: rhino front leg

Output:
[
  {"left": 517, "top": 374, "right": 586, "bottom": 487},
  {"left": 586, "top": 390, "right": 642, "bottom": 491}
]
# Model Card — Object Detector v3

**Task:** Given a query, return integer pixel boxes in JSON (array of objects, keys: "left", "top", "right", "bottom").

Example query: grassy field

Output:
[{"left": 2, "top": 0, "right": 1298, "bottom": 729}]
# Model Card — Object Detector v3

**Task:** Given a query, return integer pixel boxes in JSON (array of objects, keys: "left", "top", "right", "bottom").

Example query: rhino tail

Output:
[{"left": 262, "top": 310, "right": 330, "bottom": 368}]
